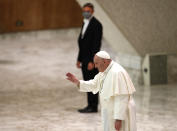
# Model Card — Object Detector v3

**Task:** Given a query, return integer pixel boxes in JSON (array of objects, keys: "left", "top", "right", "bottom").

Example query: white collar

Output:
[
  {"left": 83, "top": 16, "right": 93, "bottom": 23},
  {"left": 83, "top": 19, "right": 89, "bottom": 23}
]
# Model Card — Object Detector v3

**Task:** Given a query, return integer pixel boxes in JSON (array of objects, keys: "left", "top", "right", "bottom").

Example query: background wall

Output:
[
  {"left": 0, "top": 0, "right": 82, "bottom": 33},
  {"left": 96, "top": 0, "right": 177, "bottom": 56}
]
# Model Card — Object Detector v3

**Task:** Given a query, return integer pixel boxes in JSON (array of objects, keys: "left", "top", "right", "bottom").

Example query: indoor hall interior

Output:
[
  {"left": 0, "top": 0, "right": 177, "bottom": 131},
  {"left": 0, "top": 29, "right": 176, "bottom": 131}
]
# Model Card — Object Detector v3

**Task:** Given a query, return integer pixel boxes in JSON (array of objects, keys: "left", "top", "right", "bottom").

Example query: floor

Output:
[{"left": 0, "top": 29, "right": 177, "bottom": 131}]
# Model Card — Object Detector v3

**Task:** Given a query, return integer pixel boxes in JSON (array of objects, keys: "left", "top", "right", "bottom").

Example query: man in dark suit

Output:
[{"left": 77, "top": 3, "right": 103, "bottom": 113}]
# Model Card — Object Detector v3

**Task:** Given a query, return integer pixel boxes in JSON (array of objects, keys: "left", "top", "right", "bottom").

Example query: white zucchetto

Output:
[{"left": 96, "top": 51, "right": 110, "bottom": 59}]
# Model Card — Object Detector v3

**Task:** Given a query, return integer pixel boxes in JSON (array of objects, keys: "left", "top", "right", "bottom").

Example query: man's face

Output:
[
  {"left": 82, "top": 6, "right": 93, "bottom": 14},
  {"left": 94, "top": 56, "right": 105, "bottom": 72},
  {"left": 82, "top": 6, "right": 93, "bottom": 19}
]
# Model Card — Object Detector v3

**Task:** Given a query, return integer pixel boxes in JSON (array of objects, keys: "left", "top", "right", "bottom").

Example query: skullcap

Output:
[{"left": 96, "top": 51, "right": 110, "bottom": 59}]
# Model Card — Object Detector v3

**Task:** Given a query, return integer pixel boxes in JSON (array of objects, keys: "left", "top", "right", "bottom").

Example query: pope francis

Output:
[{"left": 66, "top": 51, "right": 137, "bottom": 131}]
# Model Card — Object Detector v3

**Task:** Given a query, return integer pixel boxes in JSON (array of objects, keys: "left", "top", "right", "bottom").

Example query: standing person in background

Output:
[{"left": 76, "top": 3, "right": 103, "bottom": 113}]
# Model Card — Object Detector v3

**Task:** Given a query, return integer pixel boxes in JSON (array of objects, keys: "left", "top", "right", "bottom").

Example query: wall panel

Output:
[{"left": 0, "top": 0, "right": 82, "bottom": 33}]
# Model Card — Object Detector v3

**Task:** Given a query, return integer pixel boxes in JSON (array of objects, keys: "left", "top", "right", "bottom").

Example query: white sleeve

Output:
[
  {"left": 79, "top": 73, "right": 99, "bottom": 94},
  {"left": 113, "top": 95, "right": 129, "bottom": 120}
]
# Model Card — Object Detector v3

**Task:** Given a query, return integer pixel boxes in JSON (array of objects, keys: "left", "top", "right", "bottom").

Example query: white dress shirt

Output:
[{"left": 81, "top": 16, "right": 93, "bottom": 38}]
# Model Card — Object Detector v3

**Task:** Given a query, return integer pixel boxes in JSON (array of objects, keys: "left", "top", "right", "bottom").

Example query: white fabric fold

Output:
[{"left": 78, "top": 61, "right": 137, "bottom": 131}]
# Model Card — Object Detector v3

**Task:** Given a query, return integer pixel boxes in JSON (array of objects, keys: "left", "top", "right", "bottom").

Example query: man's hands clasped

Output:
[{"left": 76, "top": 61, "right": 94, "bottom": 70}]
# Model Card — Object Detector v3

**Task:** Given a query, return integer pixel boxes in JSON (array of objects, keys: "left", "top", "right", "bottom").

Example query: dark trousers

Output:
[{"left": 81, "top": 62, "right": 98, "bottom": 109}]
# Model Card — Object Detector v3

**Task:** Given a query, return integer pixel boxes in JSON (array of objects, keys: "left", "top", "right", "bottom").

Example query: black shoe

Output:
[{"left": 78, "top": 106, "right": 98, "bottom": 113}]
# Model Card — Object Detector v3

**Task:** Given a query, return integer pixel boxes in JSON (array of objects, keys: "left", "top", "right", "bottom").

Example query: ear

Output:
[{"left": 103, "top": 59, "right": 106, "bottom": 63}]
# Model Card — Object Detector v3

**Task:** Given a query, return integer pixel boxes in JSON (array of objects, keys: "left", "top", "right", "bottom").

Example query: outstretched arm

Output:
[
  {"left": 66, "top": 73, "right": 80, "bottom": 87},
  {"left": 66, "top": 72, "right": 99, "bottom": 93}
]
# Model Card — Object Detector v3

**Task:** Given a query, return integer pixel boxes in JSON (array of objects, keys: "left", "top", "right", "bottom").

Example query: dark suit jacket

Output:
[{"left": 77, "top": 17, "right": 103, "bottom": 63}]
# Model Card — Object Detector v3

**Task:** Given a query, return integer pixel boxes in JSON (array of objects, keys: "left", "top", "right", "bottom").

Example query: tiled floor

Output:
[{"left": 0, "top": 29, "right": 176, "bottom": 131}]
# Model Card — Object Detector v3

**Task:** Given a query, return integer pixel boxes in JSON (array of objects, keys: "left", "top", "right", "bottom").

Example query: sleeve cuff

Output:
[{"left": 114, "top": 115, "right": 125, "bottom": 120}]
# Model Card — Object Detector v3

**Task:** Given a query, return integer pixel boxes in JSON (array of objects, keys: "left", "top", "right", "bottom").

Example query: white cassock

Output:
[{"left": 79, "top": 61, "right": 137, "bottom": 131}]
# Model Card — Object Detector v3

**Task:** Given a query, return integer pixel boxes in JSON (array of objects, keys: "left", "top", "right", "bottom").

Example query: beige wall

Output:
[
  {"left": 168, "top": 55, "right": 177, "bottom": 83},
  {"left": 96, "top": 0, "right": 177, "bottom": 56}
]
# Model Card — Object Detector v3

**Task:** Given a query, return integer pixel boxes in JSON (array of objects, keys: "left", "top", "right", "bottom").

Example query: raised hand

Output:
[{"left": 66, "top": 72, "right": 80, "bottom": 86}]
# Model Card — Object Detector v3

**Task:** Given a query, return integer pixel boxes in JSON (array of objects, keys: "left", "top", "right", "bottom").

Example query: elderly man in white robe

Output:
[{"left": 66, "top": 51, "right": 137, "bottom": 131}]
